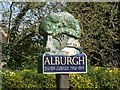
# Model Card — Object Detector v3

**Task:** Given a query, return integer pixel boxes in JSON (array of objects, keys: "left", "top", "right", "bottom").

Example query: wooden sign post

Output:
[
  {"left": 38, "top": 12, "right": 87, "bottom": 89},
  {"left": 56, "top": 74, "right": 69, "bottom": 89}
]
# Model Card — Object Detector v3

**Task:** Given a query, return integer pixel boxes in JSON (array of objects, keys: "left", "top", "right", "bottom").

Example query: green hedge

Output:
[{"left": 2, "top": 67, "right": 120, "bottom": 89}]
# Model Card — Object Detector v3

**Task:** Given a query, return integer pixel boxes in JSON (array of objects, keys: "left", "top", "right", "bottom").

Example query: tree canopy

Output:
[{"left": 1, "top": 2, "right": 119, "bottom": 69}]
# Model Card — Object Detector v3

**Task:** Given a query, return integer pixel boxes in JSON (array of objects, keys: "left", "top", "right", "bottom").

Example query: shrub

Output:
[
  {"left": 2, "top": 67, "right": 120, "bottom": 89},
  {"left": 69, "top": 74, "right": 95, "bottom": 88},
  {"left": 2, "top": 70, "right": 24, "bottom": 89},
  {"left": 2, "top": 69, "right": 56, "bottom": 89},
  {"left": 87, "top": 66, "right": 120, "bottom": 89}
]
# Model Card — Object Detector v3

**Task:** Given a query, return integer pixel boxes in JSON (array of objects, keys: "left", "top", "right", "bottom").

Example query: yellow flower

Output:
[
  {"left": 112, "top": 68, "right": 119, "bottom": 74},
  {"left": 109, "top": 70, "right": 112, "bottom": 73},
  {"left": 94, "top": 66, "right": 99, "bottom": 70},
  {"left": 113, "top": 68, "right": 119, "bottom": 72}
]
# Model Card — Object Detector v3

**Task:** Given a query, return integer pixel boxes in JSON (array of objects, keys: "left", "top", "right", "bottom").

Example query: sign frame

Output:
[{"left": 42, "top": 53, "right": 87, "bottom": 74}]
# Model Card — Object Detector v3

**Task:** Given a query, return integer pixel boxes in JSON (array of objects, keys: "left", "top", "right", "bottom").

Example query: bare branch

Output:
[{"left": 10, "top": 3, "right": 31, "bottom": 42}]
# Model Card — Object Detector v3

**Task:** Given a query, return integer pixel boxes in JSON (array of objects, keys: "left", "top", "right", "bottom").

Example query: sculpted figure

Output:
[{"left": 39, "top": 12, "right": 82, "bottom": 55}]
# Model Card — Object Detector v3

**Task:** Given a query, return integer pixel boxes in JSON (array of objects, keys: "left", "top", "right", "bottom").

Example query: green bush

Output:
[
  {"left": 2, "top": 69, "right": 56, "bottom": 89},
  {"left": 87, "top": 66, "right": 120, "bottom": 89},
  {"left": 69, "top": 74, "right": 95, "bottom": 88},
  {"left": 2, "top": 67, "right": 120, "bottom": 89}
]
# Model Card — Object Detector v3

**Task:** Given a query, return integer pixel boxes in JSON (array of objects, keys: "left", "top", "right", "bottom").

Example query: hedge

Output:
[{"left": 1, "top": 66, "right": 120, "bottom": 89}]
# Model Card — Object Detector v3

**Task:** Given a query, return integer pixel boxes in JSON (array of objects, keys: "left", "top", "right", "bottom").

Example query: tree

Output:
[
  {"left": 65, "top": 2, "right": 119, "bottom": 67},
  {"left": 1, "top": 2, "right": 119, "bottom": 69},
  {"left": 1, "top": 2, "right": 65, "bottom": 69}
]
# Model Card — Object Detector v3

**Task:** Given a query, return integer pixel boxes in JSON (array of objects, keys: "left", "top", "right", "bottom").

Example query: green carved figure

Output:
[{"left": 39, "top": 12, "right": 82, "bottom": 55}]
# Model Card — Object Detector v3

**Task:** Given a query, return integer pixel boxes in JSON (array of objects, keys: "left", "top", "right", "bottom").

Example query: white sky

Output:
[{"left": 0, "top": 0, "right": 12, "bottom": 21}]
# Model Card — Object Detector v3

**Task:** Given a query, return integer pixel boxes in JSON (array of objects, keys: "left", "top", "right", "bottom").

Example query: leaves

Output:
[
  {"left": 65, "top": 2, "right": 119, "bottom": 67},
  {"left": 1, "top": 2, "right": 65, "bottom": 69},
  {"left": 2, "top": 67, "right": 120, "bottom": 89},
  {"left": 1, "top": 2, "right": 119, "bottom": 69}
]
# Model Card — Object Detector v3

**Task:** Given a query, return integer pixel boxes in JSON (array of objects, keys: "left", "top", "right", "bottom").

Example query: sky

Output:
[{"left": 0, "top": 0, "right": 12, "bottom": 22}]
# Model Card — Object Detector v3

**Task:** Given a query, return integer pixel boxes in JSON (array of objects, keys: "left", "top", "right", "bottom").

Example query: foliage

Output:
[
  {"left": 1, "top": 2, "right": 65, "bottom": 69},
  {"left": 2, "top": 69, "right": 56, "bottom": 89},
  {"left": 1, "top": 2, "right": 120, "bottom": 69},
  {"left": 65, "top": 2, "right": 119, "bottom": 67},
  {"left": 69, "top": 74, "right": 95, "bottom": 88},
  {"left": 2, "top": 67, "right": 120, "bottom": 89},
  {"left": 87, "top": 66, "right": 120, "bottom": 89}
]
